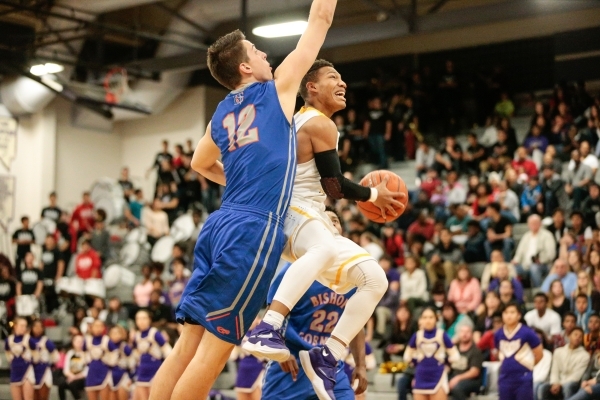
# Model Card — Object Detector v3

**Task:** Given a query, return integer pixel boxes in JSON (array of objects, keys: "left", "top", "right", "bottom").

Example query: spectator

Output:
[
  {"left": 41, "top": 234, "right": 64, "bottom": 314},
  {"left": 485, "top": 202, "right": 514, "bottom": 261},
  {"left": 434, "top": 136, "right": 462, "bottom": 174},
  {"left": 464, "top": 220, "right": 486, "bottom": 263},
  {"left": 471, "top": 183, "right": 491, "bottom": 223},
  {"left": 400, "top": 255, "right": 428, "bottom": 312},
  {"left": 481, "top": 250, "right": 517, "bottom": 291},
  {"left": 572, "top": 270, "right": 598, "bottom": 305},
  {"left": 542, "top": 259, "right": 578, "bottom": 297},
  {"left": 374, "top": 255, "right": 400, "bottom": 337},
  {"left": 540, "top": 166, "right": 569, "bottom": 216},
  {"left": 58, "top": 335, "right": 87, "bottom": 400},
  {"left": 524, "top": 125, "right": 549, "bottom": 155},
  {"left": 425, "top": 228, "right": 463, "bottom": 287},
  {"left": 552, "top": 312, "right": 577, "bottom": 350},
  {"left": 488, "top": 262, "right": 524, "bottom": 303},
  {"left": 533, "top": 328, "right": 553, "bottom": 400},
  {"left": 548, "top": 280, "right": 571, "bottom": 316},
  {"left": 541, "top": 148, "right": 563, "bottom": 175},
  {"left": 381, "top": 224, "right": 405, "bottom": 267},
  {"left": 495, "top": 92, "right": 515, "bottom": 118},
  {"left": 133, "top": 265, "right": 154, "bottom": 308},
  {"left": 449, "top": 325, "right": 483, "bottom": 400},
  {"left": 168, "top": 258, "right": 189, "bottom": 309},
  {"left": 129, "top": 189, "right": 145, "bottom": 222},
  {"left": 570, "top": 141, "right": 599, "bottom": 176},
  {"left": 475, "top": 291, "right": 504, "bottom": 337},
  {"left": 566, "top": 149, "right": 594, "bottom": 209},
  {"left": 512, "top": 214, "right": 556, "bottom": 287},
  {"left": 463, "top": 132, "right": 486, "bottom": 174},
  {"left": 146, "top": 140, "right": 173, "bottom": 179},
  {"left": 415, "top": 141, "right": 436, "bottom": 178},
  {"left": 0, "top": 264, "right": 16, "bottom": 320},
  {"left": 512, "top": 146, "right": 539, "bottom": 180},
  {"left": 381, "top": 305, "right": 416, "bottom": 362},
  {"left": 12, "top": 216, "right": 34, "bottom": 275},
  {"left": 490, "top": 128, "right": 516, "bottom": 164},
  {"left": 521, "top": 176, "right": 543, "bottom": 220},
  {"left": 156, "top": 182, "right": 180, "bottom": 225},
  {"left": 539, "top": 327, "right": 590, "bottom": 400},
  {"left": 407, "top": 209, "right": 435, "bottom": 242},
  {"left": 148, "top": 289, "right": 175, "bottom": 331},
  {"left": 142, "top": 199, "right": 170, "bottom": 247},
  {"left": 497, "top": 180, "right": 520, "bottom": 223},
  {"left": 446, "top": 205, "right": 471, "bottom": 236},
  {"left": 448, "top": 264, "right": 482, "bottom": 314},
  {"left": 16, "top": 252, "right": 43, "bottom": 299},
  {"left": 444, "top": 170, "right": 467, "bottom": 206},
  {"left": 172, "top": 144, "right": 184, "bottom": 169},
  {"left": 105, "top": 297, "right": 129, "bottom": 329},
  {"left": 360, "top": 232, "right": 384, "bottom": 260},
  {"left": 118, "top": 167, "right": 134, "bottom": 200},
  {"left": 476, "top": 311, "right": 503, "bottom": 361},
  {"left": 70, "top": 192, "right": 95, "bottom": 240},
  {"left": 575, "top": 294, "right": 593, "bottom": 333},
  {"left": 582, "top": 184, "right": 600, "bottom": 226},
  {"left": 363, "top": 96, "right": 391, "bottom": 169},
  {"left": 89, "top": 212, "right": 110, "bottom": 262},
  {"left": 74, "top": 240, "right": 102, "bottom": 280},
  {"left": 525, "top": 293, "right": 563, "bottom": 338},
  {"left": 479, "top": 116, "right": 498, "bottom": 148},
  {"left": 41, "top": 191, "right": 62, "bottom": 223},
  {"left": 584, "top": 314, "right": 600, "bottom": 354},
  {"left": 419, "top": 169, "right": 442, "bottom": 200},
  {"left": 568, "top": 348, "right": 600, "bottom": 400},
  {"left": 567, "top": 211, "right": 593, "bottom": 254},
  {"left": 441, "top": 301, "right": 474, "bottom": 343}
]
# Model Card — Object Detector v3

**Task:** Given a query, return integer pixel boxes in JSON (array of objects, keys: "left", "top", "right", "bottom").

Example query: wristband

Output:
[{"left": 369, "top": 188, "right": 378, "bottom": 203}]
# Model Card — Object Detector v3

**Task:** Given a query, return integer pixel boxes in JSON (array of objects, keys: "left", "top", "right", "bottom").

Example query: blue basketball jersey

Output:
[{"left": 211, "top": 80, "right": 296, "bottom": 218}]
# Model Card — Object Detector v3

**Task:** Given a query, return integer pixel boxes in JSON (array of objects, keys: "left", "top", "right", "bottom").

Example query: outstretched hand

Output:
[
  {"left": 352, "top": 365, "right": 368, "bottom": 395},
  {"left": 373, "top": 176, "right": 406, "bottom": 221}
]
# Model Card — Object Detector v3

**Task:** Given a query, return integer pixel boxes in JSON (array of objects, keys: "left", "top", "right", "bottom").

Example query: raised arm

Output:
[
  {"left": 190, "top": 122, "right": 226, "bottom": 186},
  {"left": 274, "top": 0, "right": 337, "bottom": 119}
]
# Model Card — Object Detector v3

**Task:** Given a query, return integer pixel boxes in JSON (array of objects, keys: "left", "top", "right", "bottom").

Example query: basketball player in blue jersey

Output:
[
  {"left": 244, "top": 59, "right": 404, "bottom": 400},
  {"left": 148, "top": 2, "right": 338, "bottom": 399},
  {"left": 262, "top": 208, "right": 368, "bottom": 400},
  {"left": 494, "top": 301, "right": 543, "bottom": 400}
]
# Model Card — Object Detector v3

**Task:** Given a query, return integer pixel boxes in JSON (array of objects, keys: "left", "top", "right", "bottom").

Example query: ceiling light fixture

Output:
[
  {"left": 30, "top": 63, "right": 64, "bottom": 76},
  {"left": 252, "top": 21, "right": 308, "bottom": 38}
]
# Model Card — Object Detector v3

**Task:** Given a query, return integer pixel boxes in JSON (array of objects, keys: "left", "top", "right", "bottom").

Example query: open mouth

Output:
[{"left": 335, "top": 91, "right": 346, "bottom": 101}]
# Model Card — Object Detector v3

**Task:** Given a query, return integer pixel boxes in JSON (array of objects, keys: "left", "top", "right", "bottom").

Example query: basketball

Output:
[{"left": 357, "top": 170, "right": 408, "bottom": 223}]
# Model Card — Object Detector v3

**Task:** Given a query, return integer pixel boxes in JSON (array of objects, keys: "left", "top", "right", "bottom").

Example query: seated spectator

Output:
[
  {"left": 476, "top": 311, "right": 503, "bottom": 361},
  {"left": 584, "top": 314, "right": 600, "bottom": 354},
  {"left": 575, "top": 294, "right": 593, "bottom": 333},
  {"left": 143, "top": 198, "right": 170, "bottom": 247},
  {"left": 498, "top": 279, "right": 522, "bottom": 310},
  {"left": 133, "top": 265, "right": 154, "bottom": 308},
  {"left": 512, "top": 214, "right": 556, "bottom": 288},
  {"left": 16, "top": 252, "right": 43, "bottom": 301},
  {"left": 566, "top": 149, "right": 594, "bottom": 209},
  {"left": 70, "top": 192, "right": 95, "bottom": 241},
  {"left": 488, "top": 262, "right": 524, "bottom": 303},
  {"left": 582, "top": 183, "right": 600, "bottom": 225},
  {"left": 0, "top": 264, "right": 16, "bottom": 320},
  {"left": 463, "top": 132, "right": 486, "bottom": 174},
  {"left": 407, "top": 209, "right": 435, "bottom": 243},
  {"left": 446, "top": 204, "right": 471, "bottom": 236},
  {"left": 12, "top": 216, "right": 34, "bottom": 276},
  {"left": 152, "top": 278, "right": 169, "bottom": 306},
  {"left": 415, "top": 141, "right": 436, "bottom": 178},
  {"left": 479, "top": 115, "right": 498, "bottom": 148},
  {"left": 434, "top": 135, "right": 462, "bottom": 174},
  {"left": 511, "top": 146, "right": 539, "bottom": 180},
  {"left": 441, "top": 301, "right": 474, "bottom": 343},
  {"left": 448, "top": 264, "right": 482, "bottom": 314},
  {"left": 489, "top": 128, "right": 515, "bottom": 165},
  {"left": 570, "top": 140, "right": 599, "bottom": 176},
  {"left": 74, "top": 240, "right": 102, "bottom": 280},
  {"left": 156, "top": 181, "right": 180, "bottom": 225},
  {"left": 533, "top": 328, "right": 553, "bottom": 399},
  {"left": 471, "top": 183, "right": 491, "bottom": 223},
  {"left": 57, "top": 335, "right": 87, "bottom": 400},
  {"left": 105, "top": 297, "right": 129, "bottom": 329},
  {"left": 444, "top": 170, "right": 467, "bottom": 207},
  {"left": 551, "top": 311, "right": 577, "bottom": 350},
  {"left": 381, "top": 305, "right": 417, "bottom": 362},
  {"left": 568, "top": 250, "right": 585, "bottom": 275},
  {"left": 449, "top": 325, "right": 483, "bottom": 400},
  {"left": 463, "top": 220, "right": 486, "bottom": 263},
  {"left": 168, "top": 258, "right": 189, "bottom": 309},
  {"left": 419, "top": 169, "right": 442, "bottom": 199},
  {"left": 374, "top": 255, "right": 400, "bottom": 337},
  {"left": 484, "top": 202, "right": 514, "bottom": 261},
  {"left": 475, "top": 291, "right": 504, "bottom": 338},
  {"left": 538, "top": 327, "right": 590, "bottom": 400},
  {"left": 525, "top": 293, "right": 562, "bottom": 338},
  {"left": 548, "top": 280, "right": 571, "bottom": 316},
  {"left": 129, "top": 189, "right": 145, "bottom": 222},
  {"left": 524, "top": 124, "right": 549, "bottom": 155},
  {"left": 360, "top": 232, "right": 384, "bottom": 260},
  {"left": 495, "top": 92, "right": 515, "bottom": 118},
  {"left": 400, "top": 255, "right": 428, "bottom": 312},
  {"left": 425, "top": 282, "right": 448, "bottom": 320},
  {"left": 425, "top": 228, "right": 463, "bottom": 287},
  {"left": 521, "top": 176, "right": 543, "bottom": 221},
  {"left": 540, "top": 165, "right": 569, "bottom": 216},
  {"left": 496, "top": 180, "right": 520, "bottom": 223},
  {"left": 89, "top": 210, "right": 110, "bottom": 262},
  {"left": 541, "top": 146, "right": 563, "bottom": 175},
  {"left": 542, "top": 259, "right": 578, "bottom": 297},
  {"left": 565, "top": 211, "right": 593, "bottom": 254},
  {"left": 148, "top": 289, "right": 175, "bottom": 331},
  {"left": 381, "top": 224, "right": 405, "bottom": 267},
  {"left": 572, "top": 270, "right": 600, "bottom": 308},
  {"left": 568, "top": 349, "right": 600, "bottom": 400}
]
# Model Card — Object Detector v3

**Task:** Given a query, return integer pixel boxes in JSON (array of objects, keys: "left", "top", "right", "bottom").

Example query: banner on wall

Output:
[
  {"left": 0, "top": 116, "right": 17, "bottom": 171},
  {"left": 0, "top": 175, "right": 15, "bottom": 232}
]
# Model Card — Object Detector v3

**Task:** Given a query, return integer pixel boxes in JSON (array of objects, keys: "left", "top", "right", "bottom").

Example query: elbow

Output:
[{"left": 313, "top": 2, "right": 335, "bottom": 26}]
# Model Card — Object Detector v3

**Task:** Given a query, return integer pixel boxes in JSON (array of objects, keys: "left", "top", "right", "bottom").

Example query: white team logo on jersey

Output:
[
  {"left": 421, "top": 342, "right": 440, "bottom": 358},
  {"left": 499, "top": 339, "right": 522, "bottom": 358}
]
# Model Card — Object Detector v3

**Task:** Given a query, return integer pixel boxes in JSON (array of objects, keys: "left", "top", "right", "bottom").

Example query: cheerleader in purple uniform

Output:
[
  {"left": 404, "top": 307, "right": 459, "bottom": 400},
  {"left": 494, "top": 301, "right": 543, "bottom": 400},
  {"left": 84, "top": 319, "right": 111, "bottom": 400},
  {"left": 106, "top": 326, "right": 133, "bottom": 400},
  {"left": 132, "top": 310, "right": 172, "bottom": 400},
  {"left": 5, "top": 317, "right": 33, "bottom": 400},
  {"left": 27, "top": 320, "right": 59, "bottom": 400},
  {"left": 230, "top": 318, "right": 266, "bottom": 400}
]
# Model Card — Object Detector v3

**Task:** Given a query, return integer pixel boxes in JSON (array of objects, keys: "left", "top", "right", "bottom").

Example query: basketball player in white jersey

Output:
[{"left": 244, "top": 60, "right": 404, "bottom": 400}]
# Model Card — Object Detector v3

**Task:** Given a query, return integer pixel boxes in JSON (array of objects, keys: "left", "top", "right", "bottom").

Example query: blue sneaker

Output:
[
  {"left": 299, "top": 346, "right": 337, "bottom": 400},
  {"left": 242, "top": 321, "right": 290, "bottom": 362}
]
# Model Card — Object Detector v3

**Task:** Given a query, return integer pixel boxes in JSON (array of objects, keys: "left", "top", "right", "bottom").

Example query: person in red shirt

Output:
[
  {"left": 382, "top": 223, "right": 405, "bottom": 267},
  {"left": 511, "top": 146, "right": 538, "bottom": 179},
  {"left": 71, "top": 192, "right": 95, "bottom": 239},
  {"left": 75, "top": 240, "right": 102, "bottom": 280},
  {"left": 407, "top": 210, "right": 435, "bottom": 242},
  {"left": 477, "top": 311, "right": 503, "bottom": 361}
]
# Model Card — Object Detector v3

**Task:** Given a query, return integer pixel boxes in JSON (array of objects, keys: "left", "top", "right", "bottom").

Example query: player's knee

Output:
[
  {"left": 367, "top": 262, "right": 388, "bottom": 298},
  {"left": 313, "top": 237, "right": 339, "bottom": 266}
]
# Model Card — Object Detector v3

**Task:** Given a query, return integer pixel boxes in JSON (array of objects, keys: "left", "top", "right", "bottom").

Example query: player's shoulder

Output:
[{"left": 301, "top": 114, "right": 337, "bottom": 135}]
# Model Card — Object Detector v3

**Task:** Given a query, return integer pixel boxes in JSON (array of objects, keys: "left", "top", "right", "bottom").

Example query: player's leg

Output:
[
  {"left": 245, "top": 219, "right": 338, "bottom": 359},
  {"left": 301, "top": 259, "right": 387, "bottom": 400},
  {"left": 99, "top": 387, "right": 111, "bottom": 400},
  {"left": 170, "top": 330, "right": 234, "bottom": 400},
  {"left": 148, "top": 323, "right": 205, "bottom": 400},
  {"left": 11, "top": 385, "right": 24, "bottom": 400},
  {"left": 413, "top": 394, "right": 429, "bottom": 400},
  {"left": 431, "top": 389, "right": 448, "bottom": 400},
  {"left": 37, "top": 384, "right": 50, "bottom": 400},
  {"left": 86, "top": 390, "right": 98, "bottom": 400},
  {"left": 117, "top": 388, "right": 129, "bottom": 400},
  {"left": 134, "top": 386, "right": 150, "bottom": 400}
]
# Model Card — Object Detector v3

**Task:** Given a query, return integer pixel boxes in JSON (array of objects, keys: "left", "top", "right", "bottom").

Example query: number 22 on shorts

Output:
[{"left": 223, "top": 104, "right": 259, "bottom": 151}]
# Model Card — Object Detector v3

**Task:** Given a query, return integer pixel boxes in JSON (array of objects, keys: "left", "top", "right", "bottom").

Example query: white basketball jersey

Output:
[{"left": 292, "top": 107, "right": 339, "bottom": 205}]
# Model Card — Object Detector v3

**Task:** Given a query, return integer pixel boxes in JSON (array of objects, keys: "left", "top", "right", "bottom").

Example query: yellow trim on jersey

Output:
[
  {"left": 299, "top": 106, "right": 326, "bottom": 117},
  {"left": 331, "top": 253, "right": 372, "bottom": 287},
  {"left": 290, "top": 206, "right": 316, "bottom": 219}
]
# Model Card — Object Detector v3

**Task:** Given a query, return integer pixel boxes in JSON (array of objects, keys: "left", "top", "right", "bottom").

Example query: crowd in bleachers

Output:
[{"left": 2, "top": 58, "right": 600, "bottom": 399}]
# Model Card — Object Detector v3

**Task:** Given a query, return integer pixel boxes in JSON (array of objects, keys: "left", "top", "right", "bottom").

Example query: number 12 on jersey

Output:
[{"left": 223, "top": 104, "right": 259, "bottom": 152}]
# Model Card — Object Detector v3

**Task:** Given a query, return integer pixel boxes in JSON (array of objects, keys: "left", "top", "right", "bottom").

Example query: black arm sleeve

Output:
[{"left": 314, "top": 149, "right": 371, "bottom": 201}]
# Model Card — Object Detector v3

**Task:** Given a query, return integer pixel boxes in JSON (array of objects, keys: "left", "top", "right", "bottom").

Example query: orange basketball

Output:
[{"left": 356, "top": 170, "right": 408, "bottom": 224}]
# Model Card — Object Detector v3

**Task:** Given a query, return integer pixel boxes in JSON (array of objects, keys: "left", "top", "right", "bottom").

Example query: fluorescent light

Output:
[
  {"left": 252, "top": 20, "right": 308, "bottom": 38},
  {"left": 30, "top": 63, "right": 64, "bottom": 76}
]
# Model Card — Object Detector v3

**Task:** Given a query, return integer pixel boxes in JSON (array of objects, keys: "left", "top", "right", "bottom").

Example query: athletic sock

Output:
[
  {"left": 262, "top": 310, "right": 285, "bottom": 330},
  {"left": 324, "top": 338, "right": 346, "bottom": 361}
]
